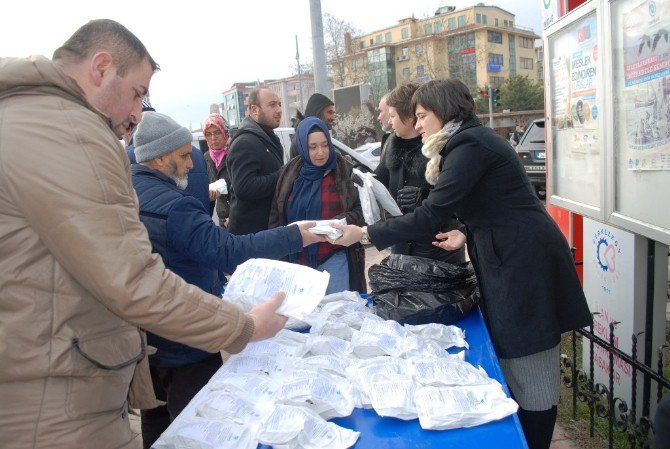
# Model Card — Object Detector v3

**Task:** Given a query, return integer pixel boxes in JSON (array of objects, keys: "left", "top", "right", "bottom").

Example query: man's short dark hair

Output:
[
  {"left": 53, "top": 19, "right": 159, "bottom": 75},
  {"left": 247, "top": 87, "right": 268, "bottom": 108},
  {"left": 411, "top": 78, "right": 475, "bottom": 124},
  {"left": 387, "top": 82, "right": 421, "bottom": 124}
]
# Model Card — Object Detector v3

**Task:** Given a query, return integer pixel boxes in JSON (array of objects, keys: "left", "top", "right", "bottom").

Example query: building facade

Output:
[
  {"left": 221, "top": 82, "right": 261, "bottom": 128},
  {"left": 265, "top": 73, "right": 320, "bottom": 128},
  {"left": 333, "top": 4, "right": 540, "bottom": 100}
]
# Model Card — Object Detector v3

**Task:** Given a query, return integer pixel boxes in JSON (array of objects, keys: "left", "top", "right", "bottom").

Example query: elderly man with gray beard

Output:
[{"left": 130, "top": 111, "right": 326, "bottom": 448}]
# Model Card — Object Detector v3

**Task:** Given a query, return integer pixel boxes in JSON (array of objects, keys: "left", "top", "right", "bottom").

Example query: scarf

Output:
[
  {"left": 421, "top": 120, "right": 462, "bottom": 185},
  {"left": 203, "top": 113, "right": 230, "bottom": 170},
  {"left": 287, "top": 117, "right": 337, "bottom": 267}
]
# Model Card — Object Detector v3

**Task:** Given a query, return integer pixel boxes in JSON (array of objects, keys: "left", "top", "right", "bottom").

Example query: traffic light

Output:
[
  {"left": 480, "top": 89, "right": 488, "bottom": 98},
  {"left": 492, "top": 88, "right": 501, "bottom": 107}
]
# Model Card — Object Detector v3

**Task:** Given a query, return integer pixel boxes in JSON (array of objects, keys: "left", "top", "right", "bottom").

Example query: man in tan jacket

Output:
[{"left": 0, "top": 19, "right": 325, "bottom": 449}]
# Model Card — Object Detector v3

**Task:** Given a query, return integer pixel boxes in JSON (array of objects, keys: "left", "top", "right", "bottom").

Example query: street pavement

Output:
[{"left": 128, "top": 244, "right": 579, "bottom": 449}]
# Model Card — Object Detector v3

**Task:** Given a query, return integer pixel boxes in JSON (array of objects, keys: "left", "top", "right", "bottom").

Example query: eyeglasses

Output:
[{"left": 204, "top": 129, "right": 224, "bottom": 138}]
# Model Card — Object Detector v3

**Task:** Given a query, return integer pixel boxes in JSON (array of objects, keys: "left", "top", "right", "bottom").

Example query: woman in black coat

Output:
[
  {"left": 374, "top": 82, "right": 465, "bottom": 265},
  {"left": 335, "top": 79, "right": 591, "bottom": 449}
]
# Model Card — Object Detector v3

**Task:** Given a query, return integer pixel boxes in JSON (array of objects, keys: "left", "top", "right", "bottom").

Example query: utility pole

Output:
[
  {"left": 310, "top": 0, "right": 329, "bottom": 95},
  {"left": 295, "top": 35, "right": 304, "bottom": 113},
  {"left": 488, "top": 85, "right": 494, "bottom": 128}
]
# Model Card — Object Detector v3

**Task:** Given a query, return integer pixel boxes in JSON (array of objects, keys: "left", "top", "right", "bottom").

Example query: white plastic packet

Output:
[
  {"left": 349, "top": 331, "right": 404, "bottom": 358},
  {"left": 404, "top": 322, "right": 469, "bottom": 349},
  {"left": 353, "top": 168, "right": 381, "bottom": 225},
  {"left": 339, "top": 311, "right": 383, "bottom": 330},
  {"left": 297, "top": 355, "right": 351, "bottom": 378},
  {"left": 414, "top": 384, "right": 518, "bottom": 430},
  {"left": 304, "top": 217, "right": 347, "bottom": 241},
  {"left": 277, "top": 369, "right": 356, "bottom": 419},
  {"left": 411, "top": 358, "right": 498, "bottom": 387},
  {"left": 290, "top": 410, "right": 360, "bottom": 449},
  {"left": 207, "top": 372, "right": 281, "bottom": 404},
  {"left": 318, "top": 290, "right": 368, "bottom": 307},
  {"left": 359, "top": 316, "right": 409, "bottom": 337},
  {"left": 303, "top": 335, "right": 351, "bottom": 358},
  {"left": 217, "top": 354, "right": 290, "bottom": 378},
  {"left": 224, "top": 258, "right": 329, "bottom": 320},
  {"left": 318, "top": 299, "right": 370, "bottom": 317},
  {"left": 238, "top": 339, "right": 303, "bottom": 359},
  {"left": 194, "top": 390, "right": 273, "bottom": 426},
  {"left": 309, "top": 318, "right": 356, "bottom": 340},
  {"left": 208, "top": 178, "right": 228, "bottom": 194},
  {"left": 153, "top": 417, "right": 257, "bottom": 449},
  {"left": 352, "top": 168, "right": 403, "bottom": 223},
  {"left": 346, "top": 357, "right": 413, "bottom": 408},
  {"left": 366, "top": 379, "right": 418, "bottom": 420},
  {"left": 400, "top": 334, "right": 448, "bottom": 359}
]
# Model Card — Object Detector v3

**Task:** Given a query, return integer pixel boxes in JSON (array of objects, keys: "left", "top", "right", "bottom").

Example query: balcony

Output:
[{"left": 395, "top": 55, "right": 409, "bottom": 62}]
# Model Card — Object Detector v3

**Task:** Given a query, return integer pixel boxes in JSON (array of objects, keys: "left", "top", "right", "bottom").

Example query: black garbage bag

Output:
[{"left": 369, "top": 254, "right": 480, "bottom": 325}]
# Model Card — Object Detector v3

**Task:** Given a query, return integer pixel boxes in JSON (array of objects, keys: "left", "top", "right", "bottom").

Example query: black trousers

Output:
[
  {"left": 516, "top": 405, "right": 558, "bottom": 449},
  {"left": 140, "top": 353, "right": 222, "bottom": 449}
]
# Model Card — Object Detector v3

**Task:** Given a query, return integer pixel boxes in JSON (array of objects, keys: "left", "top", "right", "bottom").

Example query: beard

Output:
[{"left": 167, "top": 161, "right": 189, "bottom": 190}]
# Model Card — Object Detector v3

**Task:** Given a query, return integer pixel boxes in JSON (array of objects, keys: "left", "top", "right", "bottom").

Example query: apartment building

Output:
[
  {"left": 265, "top": 73, "right": 322, "bottom": 128},
  {"left": 220, "top": 81, "right": 262, "bottom": 128},
  {"left": 333, "top": 4, "right": 540, "bottom": 100}
]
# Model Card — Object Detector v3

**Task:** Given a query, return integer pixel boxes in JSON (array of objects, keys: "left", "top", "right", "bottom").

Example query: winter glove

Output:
[
  {"left": 396, "top": 186, "right": 425, "bottom": 213},
  {"left": 351, "top": 172, "right": 364, "bottom": 187}
]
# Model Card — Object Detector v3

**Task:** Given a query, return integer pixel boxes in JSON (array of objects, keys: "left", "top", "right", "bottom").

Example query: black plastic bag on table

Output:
[{"left": 368, "top": 254, "right": 480, "bottom": 325}]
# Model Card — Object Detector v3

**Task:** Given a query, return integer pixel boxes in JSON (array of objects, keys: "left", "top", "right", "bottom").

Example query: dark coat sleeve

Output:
[
  {"left": 227, "top": 134, "right": 280, "bottom": 201},
  {"left": 166, "top": 197, "right": 302, "bottom": 273},
  {"left": 368, "top": 140, "right": 490, "bottom": 249}
]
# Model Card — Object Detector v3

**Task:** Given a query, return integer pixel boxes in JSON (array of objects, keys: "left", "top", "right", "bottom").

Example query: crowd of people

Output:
[{"left": 7, "top": 17, "right": 653, "bottom": 449}]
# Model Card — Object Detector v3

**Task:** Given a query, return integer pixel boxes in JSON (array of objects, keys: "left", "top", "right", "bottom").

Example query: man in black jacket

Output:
[{"left": 226, "top": 87, "right": 284, "bottom": 234}]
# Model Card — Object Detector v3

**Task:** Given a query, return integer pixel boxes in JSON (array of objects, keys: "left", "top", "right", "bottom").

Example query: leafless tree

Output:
[{"left": 323, "top": 13, "right": 363, "bottom": 88}]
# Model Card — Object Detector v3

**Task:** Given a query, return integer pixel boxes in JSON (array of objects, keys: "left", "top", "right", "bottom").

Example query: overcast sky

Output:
[{"left": 0, "top": 0, "right": 543, "bottom": 129}]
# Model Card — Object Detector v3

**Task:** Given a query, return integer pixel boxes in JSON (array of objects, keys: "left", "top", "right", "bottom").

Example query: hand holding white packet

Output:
[
  {"left": 224, "top": 258, "right": 329, "bottom": 320},
  {"left": 208, "top": 178, "right": 227, "bottom": 194},
  {"left": 304, "top": 217, "right": 347, "bottom": 240}
]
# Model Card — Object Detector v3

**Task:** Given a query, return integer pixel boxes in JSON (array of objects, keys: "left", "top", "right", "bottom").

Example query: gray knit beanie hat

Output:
[{"left": 134, "top": 111, "right": 192, "bottom": 163}]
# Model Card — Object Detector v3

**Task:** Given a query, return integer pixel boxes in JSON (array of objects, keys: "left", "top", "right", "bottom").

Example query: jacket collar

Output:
[{"left": 131, "top": 163, "right": 179, "bottom": 188}]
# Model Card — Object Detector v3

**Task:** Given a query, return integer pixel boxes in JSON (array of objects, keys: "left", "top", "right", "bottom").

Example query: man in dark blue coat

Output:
[{"left": 130, "top": 111, "right": 325, "bottom": 448}]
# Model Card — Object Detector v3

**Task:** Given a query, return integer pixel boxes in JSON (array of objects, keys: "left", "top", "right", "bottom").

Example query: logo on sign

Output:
[{"left": 592, "top": 228, "right": 622, "bottom": 285}]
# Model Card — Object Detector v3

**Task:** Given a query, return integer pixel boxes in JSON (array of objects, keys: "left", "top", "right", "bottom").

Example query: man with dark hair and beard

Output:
[
  {"left": 226, "top": 87, "right": 285, "bottom": 234},
  {"left": 131, "top": 111, "right": 326, "bottom": 448}
]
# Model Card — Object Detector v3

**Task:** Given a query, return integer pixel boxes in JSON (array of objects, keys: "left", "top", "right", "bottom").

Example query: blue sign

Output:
[{"left": 487, "top": 63, "right": 501, "bottom": 72}]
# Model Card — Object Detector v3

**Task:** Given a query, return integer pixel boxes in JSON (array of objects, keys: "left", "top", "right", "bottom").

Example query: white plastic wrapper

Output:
[
  {"left": 303, "top": 335, "right": 351, "bottom": 358},
  {"left": 366, "top": 379, "right": 418, "bottom": 420},
  {"left": 194, "top": 390, "right": 273, "bottom": 426},
  {"left": 359, "top": 316, "right": 409, "bottom": 338},
  {"left": 318, "top": 290, "right": 368, "bottom": 307},
  {"left": 153, "top": 417, "right": 257, "bottom": 449},
  {"left": 297, "top": 355, "right": 351, "bottom": 378},
  {"left": 275, "top": 329, "right": 310, "bottom": 345},
  {"left": 217, "top": 354, "right": 290, "bottom": 378},
  {"left": 238, "top": 339, "right": 303, "bottom": 359},
  {"left": 224, "top": 258, "right": 329, "bottom": 320},
  {"left": 339, "top": 311, "right": 383, "bottom": 330},
  {"left": 404, "top": 322, "right": 469, "bottom": 349},
  {"left": 400, "top": 334, "right": 448, "bottom": 359},
  {"left": 414, "top": 384, "right": 518, "bottom": 430},
  {"left": 258, "top": 405, "right": 359, "bottom": 449},
  {"left": 305, "top": 217, "right": 347, "bottom": 240},
  {"left": 411, "top": 358, "right": 498, "bottom": 387},
  {"left": 318, "top": 299, "right": 369, "bottom": 317},
  {"left": 349, "top": 331, "right": 404, "bottom": 358},
  {"left": 346, "top": 357, "right": 413, "bottom": 408},
  {"left": 208, "top": 178, "right": 228, "bottom": 195},
  {"left": 207, "top": 373, "right": 281, "bottom": 404},
  {"left": 309, "top": 318, "right": 356, "bottom": 340},
  {"left": 277, "top": 369, "right": 356, "bottom": 419}
]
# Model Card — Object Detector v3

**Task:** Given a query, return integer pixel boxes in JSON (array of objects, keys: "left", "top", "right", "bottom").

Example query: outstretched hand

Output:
[
  {"left": 295, "top": 221, "right": 328, "bottom": 247},
  {"left": 248, "top": 292, "right": 288, "bottom": 341},
  {"left": 432, "top": 229, "right": 467, "bottom": 251},
  {"left": 331, "top": 223, "right": 363, "bottom": 246}
]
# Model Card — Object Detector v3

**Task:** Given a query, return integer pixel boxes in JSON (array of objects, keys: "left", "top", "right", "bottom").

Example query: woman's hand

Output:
[{"left": 432, "top": 229, "right": 466, "bottom": 251}]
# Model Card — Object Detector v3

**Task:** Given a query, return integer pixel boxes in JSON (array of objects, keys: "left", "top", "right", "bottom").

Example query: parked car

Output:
[
  {"left": 354, "top": 142, "right": 381, "bottom": 169},
  {"left": 515, "top": 119, "right": 546, "bottom": 198}
]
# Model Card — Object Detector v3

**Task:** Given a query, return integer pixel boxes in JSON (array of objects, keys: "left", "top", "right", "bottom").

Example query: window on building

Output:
[
  {"left": 495, "top": 18, "right": 499, "bottom": 27},
  {"left": 385, "top": 32, "right": 392, "bottom": 42},
  {"left": 488, "top": 31, "right": 503, "bottom": 44},
  {"left": 457, "top": 15, "right": 466, "bottom": 27},
  {"left": 402, "top": 67, "right": 411, "bottom": 79},
  {"left": 482, "top": 15, "right": 487, "bottom": 24},
  {"left": 415, "top": 44, "right": 424, "bottom": 55},
  {"left": 476, "top": 13, "right": 481, "bottom": 24},
  {"left": 490, "top": 76, "right": 504, "bottom": 87},
  {"left": 435, "top": 21, "right": 442, "bottom": 32},
  {"left": 359, "top": 41, "right": 365, "bottom": 49},
  {"left": 401, "top": 27, "right": 409, "bottom": 39},
  {"left": 424, "top": 23, "right": 433, "bottom": 34},
  {"left": 370, "top": 38, "right": 374, "bottom": 45},
  {"left": 509, "top": 20, "right": 514, "bottom": 27},
  {"left": 520, "top": 57, "right": 533, "bottom": 69},
  {"left": 402, "top": 47, "right": 409, "bottom": 57},
  {"left": 504, "top": 20, "right": 509, "bottom": 27},
  {"left": 489, "top": 53, "right": 504, "bottom": 66},
  {"left": 520, "top": 37, "right": 533, "bottom": 48},
  {"left": 375, "top": 34, "right": 382, "bottom": 43},
  {"left": 448, "top": 18, "right": 456, "bottom": 29},
  {"left": 417, "top": 65, "right": 425, "bottom": 76}
]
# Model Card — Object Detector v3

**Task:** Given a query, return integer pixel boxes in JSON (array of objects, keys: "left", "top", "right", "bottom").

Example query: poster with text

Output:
[{"left": 620, "top": 0, "right": 670, "bottom": 170}]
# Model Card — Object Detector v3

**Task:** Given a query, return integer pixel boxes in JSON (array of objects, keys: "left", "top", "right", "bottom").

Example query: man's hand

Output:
[
  {"left": 432, "top": 229, "right": 467, "bottom": 251},
  {"left": 248, "top": 292, "right": 288, "bottom": 341},
  {"left": 295, "top": 221, "right": 328, "bottom": 247},
  {"left": 331, "top": 223, "right": 364, "bottom": 246},
  {"left": 208, "top": 189, "right": 221, "bottom": 201}
]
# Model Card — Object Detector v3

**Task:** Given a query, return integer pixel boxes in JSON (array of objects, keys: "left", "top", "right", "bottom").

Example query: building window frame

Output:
[
  {"left": 401, "top": 27, "right": 409, "bottom": 39},
  {"left": 520, "top": 57, "right": 534, "bottom": 70},
  {"left": 385, "top": 31, "right": 392, "bottom": 43},
  {"left": 488, "top": 31, "right": 503, "bottom": 44}
]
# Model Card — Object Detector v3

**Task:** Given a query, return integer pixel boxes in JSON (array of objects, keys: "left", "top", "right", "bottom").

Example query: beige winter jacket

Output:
[{"left": 0, "top": 56, "right": 254, "bottom": 449}]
